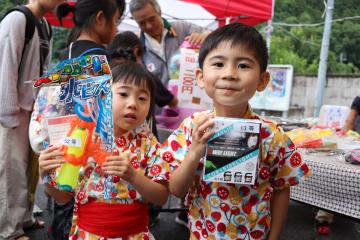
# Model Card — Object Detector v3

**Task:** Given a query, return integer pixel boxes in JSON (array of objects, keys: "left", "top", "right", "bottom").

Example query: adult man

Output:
[
  {"left": 129, "top": 0, "right": 210, "bottom": 227},
  {"left": 129, "top": 0, "right": 210, "bottom": 87}
]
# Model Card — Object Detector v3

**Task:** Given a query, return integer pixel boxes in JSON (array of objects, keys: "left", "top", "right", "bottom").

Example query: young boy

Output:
[{"left": 164, "top": 23, "right": 311, "bottom": 239}]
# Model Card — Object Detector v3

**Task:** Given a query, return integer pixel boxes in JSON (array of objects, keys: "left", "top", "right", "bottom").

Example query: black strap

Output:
[
  {"left": 3, "top": 6, "right": 37, "bottom": 74},
  {"left": 2, "top": 5, "right": 52, "bottom": 76}
]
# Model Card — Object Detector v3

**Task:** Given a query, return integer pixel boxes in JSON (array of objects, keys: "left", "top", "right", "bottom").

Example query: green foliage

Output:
[
  {"left": 270, "top": 0, "right": 360, "bottom": 74},
  {"left": 0, "top": 0, "right": 25, "bottom": 17}
]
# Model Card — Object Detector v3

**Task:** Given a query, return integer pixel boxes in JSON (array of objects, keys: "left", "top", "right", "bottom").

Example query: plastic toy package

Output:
[{"left": 30, "top": 55, "right": 114, "bottom": 192}]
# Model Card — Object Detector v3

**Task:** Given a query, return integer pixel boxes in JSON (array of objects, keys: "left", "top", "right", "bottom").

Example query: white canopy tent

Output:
[{"left": 118, "top": 0, "right": 218, "bottom": 32}]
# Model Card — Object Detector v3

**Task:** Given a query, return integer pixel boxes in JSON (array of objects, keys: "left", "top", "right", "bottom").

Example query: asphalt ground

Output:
[{"left": 25, "top": 184, "right": 360, "bottom": 240}]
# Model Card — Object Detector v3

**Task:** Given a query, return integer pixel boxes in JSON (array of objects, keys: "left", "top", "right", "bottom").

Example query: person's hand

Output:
[
  {"left": 185, "top": 31, "right": 211, "bottom": 46},
  {"left": 102, "top": 151, "right": 136, "bottom": 183},
  {"left": 168, "top": 96, "right": 178, "bottom": 108},
  {"left": 190, "top": 112, "right": 215, "bottom": 161},
  {"left": 38, "top": 146, "right": 65, "bottom": 179}
]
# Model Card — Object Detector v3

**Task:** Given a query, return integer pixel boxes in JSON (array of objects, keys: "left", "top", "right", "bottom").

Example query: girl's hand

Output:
[
  {"left": 38, "top": 146, "right": 65, "bottom": 179},
  {"left": 190, "top": 113, "right": 215, "bottom": 161},
  {"left": 103, "top": 151, "right": 136, "bottom": 183}
]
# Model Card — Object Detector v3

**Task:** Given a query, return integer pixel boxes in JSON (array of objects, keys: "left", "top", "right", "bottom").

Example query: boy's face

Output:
[
  {"left": 112, "top": 81, "right": 150, "bottom": 136},
  {"left": 196, "top": 41, "right": 269, "bottom": 116}
]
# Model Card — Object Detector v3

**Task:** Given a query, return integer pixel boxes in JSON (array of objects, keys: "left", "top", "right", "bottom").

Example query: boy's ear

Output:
[
  {"left": 196, "top": 68, "right": 205, "bottom": 89},
  {"left": 257, "top": 71, "right": 270, "bottom": 92}
]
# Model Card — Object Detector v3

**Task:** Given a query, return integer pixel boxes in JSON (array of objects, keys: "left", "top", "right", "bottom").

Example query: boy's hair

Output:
[
  {"left": 198, "top": 23, "right": 268, "bottom": 73},
  {"left": 108, "top": 31, "right": 142, "bottom": 61},
  {"left": 111, "top": 62, "right": 155, "bottom": 119},
  {"left": 129, "top": 0, "right": 161, "bottom": 15},
  {"left": 57, "top": 0, "right": 126, "bottom": 29}
]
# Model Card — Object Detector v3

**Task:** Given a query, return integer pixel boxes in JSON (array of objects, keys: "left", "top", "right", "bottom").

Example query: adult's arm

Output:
[{"left": 0, "top": 12, "right": 26, "bottom": 128}]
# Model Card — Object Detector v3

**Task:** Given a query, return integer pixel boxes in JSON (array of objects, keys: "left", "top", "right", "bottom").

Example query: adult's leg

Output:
[{"left": 0, "top": 110, "right": 30, "bottom": 239}]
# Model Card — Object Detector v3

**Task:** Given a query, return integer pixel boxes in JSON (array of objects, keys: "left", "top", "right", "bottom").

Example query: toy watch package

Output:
[
  {"left": 203, "top": 117, "right": 261, "bottom": 184},
  {"left": 31, "top": 55, "right": 113, "bottom": 192}
]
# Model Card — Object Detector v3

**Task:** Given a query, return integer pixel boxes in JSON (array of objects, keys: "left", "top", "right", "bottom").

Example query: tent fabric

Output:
[
  {"left": 45, "top": 1, "right": 75, "bottom": 28},
  {"left": 180, "top": 0, "right": 273, "bottom": 26}
]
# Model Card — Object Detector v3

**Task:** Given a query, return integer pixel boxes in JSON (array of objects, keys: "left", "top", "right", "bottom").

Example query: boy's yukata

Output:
[
  {"left": 45, "top": 128, "right": 171, "bottom": 240},
  {"left": 161, "top": 106, "right": 310, "bottom": 239}
]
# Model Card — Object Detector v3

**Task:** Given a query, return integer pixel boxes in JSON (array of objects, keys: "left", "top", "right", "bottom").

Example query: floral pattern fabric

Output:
[
  {"left": 46, "top": 129, "right": 171, "bottom": 240},
  {"left": 160, "top": 107, "right": 311, "bottom": 240}
]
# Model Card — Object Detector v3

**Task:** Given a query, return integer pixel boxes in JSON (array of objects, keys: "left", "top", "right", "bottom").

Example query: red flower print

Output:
[
  {"left": 262, "top": 189, "right": 272, "bottom": 201},
  {"left": 216, "top": 186, "right": 229, "bottom": 200},
  {"left": 242, "top": 203, "right": 252, "bottom": 214},
  {"left": 129, "top": 189, "right": 137, "bottom": 199},
  {"left": 258, "top": 215, "right": 269, "bottom": 228},
  {"left": 171, "top": 140, "right": 182, "bottom": 152},
  {"left": 193, "top": 231, "right": 201, "bottom": 239},
  {"left": 290, "top": 152, "right": 302, "bottom": 167},
  {"left": 94, "top": 166, "right": 103, "bottom": 176},
  {"left": 288, "top": 176, "right": 298, "bottom": 185},
  {"left": 112, "top": 175, "right": 120, "bottom": 183},
  {"left": 84, "top": 166, "right": 94, "bottom": 178},
  {"left": 150, "top": 164, "right": 162, "bottom": 175},
  {"left": 274, "top": 178, "right": 285, "bottom": 187},
  {"left": 250, "top": 230, "right": 264, "bottom": 239},
  {"left": 230, "top": 206, "right": 240, "bottom": 215},
  {"left": 300, "top": 164, "right": 310, "bottom": 174},
  {"left": 239, "top": 186, "right": 250, "bottom": 197},
  {"left": 260, "top": 128, "right": 270, "bottom": 139},
  {"left": 237, "top": 225, "right": 247, "bottom": 234},
  {"left": 205, "top": 220, "right": 215, "bottom": 232},
  {"left": 259, "top": 167, "right": 270, "bottom": 180},
  {"left": 130, "top": 157, "right": 140, "bottom": 169},
  {"left": 210, "top": 211, "right": 221, "bottom": 222},
  {"left": 95, "top": 182, "right": 104, "bottom": 191},
  {"left": 201, "top": 229, "right": 209, "bottom": 238},
  {"left": 195, "top": 220, "right": 202, "bottom": 230},
  {"left": 115, "top": 136, "right": 126, "bottom": 147},
  {"left": 76, "top": 191, "right": 85, "bottom": 202},
  {"left": 220, "top": 202, "right": 230, "bottom": 212},
  {"left": 249, "top": 195, "right": 259, "bottom": 206},
  {"left": 217, "top": 222, "right": 226, "bottom": 234},
  {"left": 162, "top": 151, "right": 175, "bottom": 163}
]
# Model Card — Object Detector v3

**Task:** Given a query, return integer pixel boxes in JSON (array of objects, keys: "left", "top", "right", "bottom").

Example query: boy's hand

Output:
[
  {"left": 38, "top": 146, "right": 65, "bottom": 179},
  {"left": 190, "top": 113, "right": 215, "bottom": 161},
  {"left": 103, "top": 151, "right": 136, "bottom": 183}
]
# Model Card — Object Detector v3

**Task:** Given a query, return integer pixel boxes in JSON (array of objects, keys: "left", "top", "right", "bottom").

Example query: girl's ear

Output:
[
  {"left": 257, "top": 71, "right": 270, "bottom": 92},
  {"left": 95, "top": 10, "right": 107, "bottom": 26},
  {"left": 196, "top": 68, "right": 205, "bottom": 89}
]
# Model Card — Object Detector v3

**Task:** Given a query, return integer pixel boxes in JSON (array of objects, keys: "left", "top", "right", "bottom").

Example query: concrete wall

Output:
[{"left": 256, "top": 75, "right": 360, "bottom": 119}]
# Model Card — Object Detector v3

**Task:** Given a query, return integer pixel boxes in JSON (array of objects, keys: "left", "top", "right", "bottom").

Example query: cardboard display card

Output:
[{"left": 203, "top": 117, "right": 261, "bottom": 184}]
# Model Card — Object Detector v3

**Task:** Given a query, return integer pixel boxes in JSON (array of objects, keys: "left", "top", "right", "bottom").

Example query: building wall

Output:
[{"left": 256, "top": 75, "right": 360, "bottom": 119}]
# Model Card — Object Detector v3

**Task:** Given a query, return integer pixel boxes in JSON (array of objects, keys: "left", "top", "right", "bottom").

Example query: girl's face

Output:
[
  {"left": 101, "top": 9, "right": 120, "bottom": 45},
  {"left": 112, "top": 80, "right": 151, "bottom": 136}
]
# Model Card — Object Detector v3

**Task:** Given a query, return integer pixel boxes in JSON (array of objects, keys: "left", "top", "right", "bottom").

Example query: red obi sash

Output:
[{"left": 77, "top": 200, "right": 148, "bottom": 237}]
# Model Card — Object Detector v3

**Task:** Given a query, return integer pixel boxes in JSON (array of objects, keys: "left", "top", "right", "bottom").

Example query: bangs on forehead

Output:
[{"left": 121, "top": 74, "right": 151, "bottom": 93}]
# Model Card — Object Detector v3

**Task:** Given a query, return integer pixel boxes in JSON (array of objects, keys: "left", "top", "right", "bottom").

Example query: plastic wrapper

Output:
[{"left": 30, "top": 55, "right": 114, "bottom": 191}]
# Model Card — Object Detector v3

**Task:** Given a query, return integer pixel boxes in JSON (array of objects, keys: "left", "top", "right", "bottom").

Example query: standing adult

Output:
[
  {"left": 0, "top": 0, "right": 65, "bottom": 239},
  {"left": 129, "top": 0, "right": 210, "bottom": 227},
  {"left": 129, "top": 0, "right": 210, "bottom": 87}
]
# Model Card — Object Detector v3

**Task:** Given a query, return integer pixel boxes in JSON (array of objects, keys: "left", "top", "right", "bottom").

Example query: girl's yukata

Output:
[
  {"left": 45, "top": 127, "right": 171, "bottom": 240},
  {"left": 160, "top": 106, "right": 311, "bottom": 240}
]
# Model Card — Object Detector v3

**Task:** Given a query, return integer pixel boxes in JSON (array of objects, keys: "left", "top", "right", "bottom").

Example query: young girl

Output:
[
  {"left": 56, "top": 0, "right": 125, "bottom": 58},
  {"left": 39, "top": 62, "right": 171, "bottom": 239},
  {"left": 0, "top": 0, "right": 64, "bottom": 239},
  {"left": 39, "top": 1, "right": 126, "bottom": 238}
]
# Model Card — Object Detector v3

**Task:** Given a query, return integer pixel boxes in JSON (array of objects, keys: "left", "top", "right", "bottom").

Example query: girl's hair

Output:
[
  {"left": 108, "top": 31, "right": 142, "bottom": 62},
  {"left": 111, "top": 62, "right": 155, "bottom": 119},
  {"left": 57, "top": 0, "right": 126, "bottom": 29}
]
